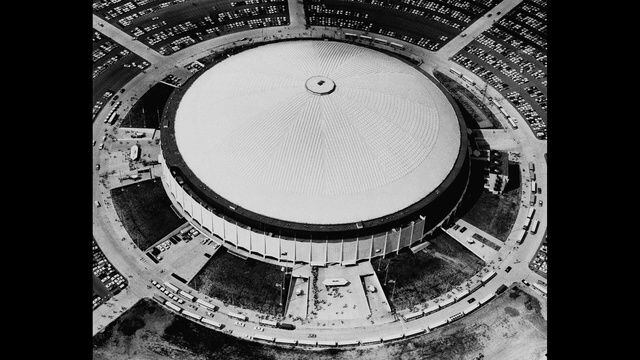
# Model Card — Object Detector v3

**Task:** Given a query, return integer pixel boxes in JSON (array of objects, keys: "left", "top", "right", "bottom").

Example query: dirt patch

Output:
[{"left": 94, "top": 284, "right": 546, "bottom": 360}]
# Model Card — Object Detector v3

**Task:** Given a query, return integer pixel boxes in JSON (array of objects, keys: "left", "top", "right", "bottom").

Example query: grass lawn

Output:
[
  {"left": 189, "top": 249, "right": 288, "bottom": 317},
  {"left": 456, "top": 160, "right": 521, "bottom": 242},
  {"left": 119, "top": 82, "right": 174, "bottom": 129},
  {"left": 110, "top": 178, "right": 186, "bottom": 250},
  {"left": 371, "top": 230, "right": 484, "bottom": 311}
]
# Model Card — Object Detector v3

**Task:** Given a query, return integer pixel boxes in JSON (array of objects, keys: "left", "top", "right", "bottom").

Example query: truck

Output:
[{"left": 481, "top": 271, "right": 497, "bottom": 284}]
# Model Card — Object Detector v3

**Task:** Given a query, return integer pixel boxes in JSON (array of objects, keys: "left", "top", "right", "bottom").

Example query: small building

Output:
[{"left": 483, "top": 151, "right": 510, "bottom": 194}]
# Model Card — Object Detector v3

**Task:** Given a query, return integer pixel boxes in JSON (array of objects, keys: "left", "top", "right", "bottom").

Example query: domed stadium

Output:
[{"left": 160, "top": 40, "right": 469, "bottom": 264}]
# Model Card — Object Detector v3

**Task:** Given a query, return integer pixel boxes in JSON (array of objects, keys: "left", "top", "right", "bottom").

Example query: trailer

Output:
[
  {"left": 478, "top": 292, "right": 495, "bottom": 305},
  {"left": 196, "top": 298, "right": 218, "bottom": 311},
  {"left": 317, "top": 340, "right": 337, "bottom": 347},
  {"left": 530, "top": 219, "right": 540, "bottom": 234},
  {"left": 275, "top": 338, "right": 297, "bottom": 345},
  {"left": 423, "top": 303, "right": 440, "bottom": 315},
  {"left": 227, "top": 312, "right": 248, "bottom": 321},
  {"left": 382, "top": 334, "right": 403, "bottom": 342},
  {"left": 253, "top": 334, "right": 274, "bottom": 342},
  {"left": 165, "top": 301, "right": 182, "bottom": 313},
  {"left": 404, "top": 328, "right": 426, "bottom": 337},
  {"left": 481, "top": 271, "right": 497, "bottom": 284},
  {"left": 182, "top": 310, "right": 202, "bottom": 321},
  {"left": 164, "top": 282, "right": 179, "bottom": 293},
  {"left": 428, "top": 319, "right": 449, "bottom": 330},
  {"left": 178, "top": 290, "right": 195, "bottom": 301},
  {"left": 337, "top": 339, "right": 360, "bottom": 346},
  {"left": 201, "top": 317, "right": 224, "bottom": 329},
  {"left": 361, "top": 337, "right": 381, "bottom": 345},
  {"left": 298, "top": 340, "right": 318, "bottom": 346},
  {"left": 439, "top": 297, "right": 455, "bottom": 308},
  {"left": 527, "top": 208, "right": 536, "bottom": 219},
  {"left": 454, "top": 289, "right": 470, "bottom": 301},
  {"left": 464, "top": 302, "right": 480, "bottom": 315},
  {"left": 403, "top": 311, "right": 424, "bottom": 321},
  {"left": 469, "top": 282, "right": 483, "bottom": 293},
  {"left": 259, "top": 319, "right": 278, "bottom": 327}
]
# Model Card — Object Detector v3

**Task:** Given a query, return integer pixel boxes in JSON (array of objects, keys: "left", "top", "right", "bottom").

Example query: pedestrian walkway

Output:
[
  {"left": 436, "top": 0, "right": 524, "bottom": 58},
  {"left": 93, "top": 14, "right": 164, "bottom": 64},
  {"left": 442, "top": 221, "right": 500, "bottom": 262}
]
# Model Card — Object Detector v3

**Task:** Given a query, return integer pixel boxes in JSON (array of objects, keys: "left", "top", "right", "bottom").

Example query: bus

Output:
[
  {"left": 531, "top": 181, "right": 537, "bottom": 193},
  {"left": 522, "top": 216, "right": 532, "bottom": 230},
  {"left": 164, "top": 282, "right": 179, "bottom": 293},
  {"left": 530, "top": 219, "right": 540, "bottom": 234},
  {"left": 450, "top": 68, "right": 462, "bottom": 77},
  {"left": 507, "top": 116, "right": 518, "bottom": 129},
  {"left": 178, "top": 290, "right": 195, "bottom": 301},
  {"left": 201, "top": 317, "right": 224, "bottom": 329}
]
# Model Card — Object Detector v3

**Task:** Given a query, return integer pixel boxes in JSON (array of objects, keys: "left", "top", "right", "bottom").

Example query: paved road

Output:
[{"left": 92, "top": 3, "right": 547, "bottom": 344}]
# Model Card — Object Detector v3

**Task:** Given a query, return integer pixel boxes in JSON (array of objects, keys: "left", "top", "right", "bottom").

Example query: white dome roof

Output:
[{"left": 174, "top": 41, "right": 461, "bottom": 224}]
